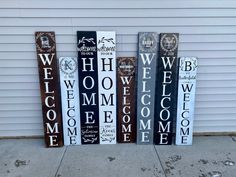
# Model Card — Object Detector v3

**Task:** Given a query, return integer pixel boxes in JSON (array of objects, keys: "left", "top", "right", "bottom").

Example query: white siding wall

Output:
[{"left": 0, "top": 0, "right": 236, "bottom": 137}]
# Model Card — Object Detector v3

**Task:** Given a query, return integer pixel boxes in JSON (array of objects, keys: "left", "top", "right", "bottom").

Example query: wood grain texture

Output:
[
  {"left": 35, "top": 31, "right": 63, "bottom": 147},
  {"left": 154, "top": 33, "right": 179, "bottom": 145},
  {"left": 117, "top": 57, "right": 136, "bottom": 143}
]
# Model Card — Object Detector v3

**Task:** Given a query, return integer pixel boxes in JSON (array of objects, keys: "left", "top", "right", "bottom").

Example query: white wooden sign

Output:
[
  {"left": 59, "top": 57, "right": 81, "bottom": 145},
  {"left": 97, "top": 31, "right": 116, "bottom": 144},
  {"left": 176, "top": 57, "right": 197, "bottom": 145}
]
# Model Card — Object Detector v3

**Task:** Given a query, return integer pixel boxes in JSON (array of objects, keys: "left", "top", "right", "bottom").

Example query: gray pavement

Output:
[{"left": 0, "top": 136, "right": 236, "bottom": 177}]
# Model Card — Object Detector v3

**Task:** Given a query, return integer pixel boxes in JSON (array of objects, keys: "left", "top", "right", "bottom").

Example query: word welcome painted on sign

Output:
[
  {"left": 117, "top": 57, "right": 136, "bottom": 143},
  {"left": 176, "top": 57, "right": 197, "bottom": 145},
  {"left": 35, "top": 32, "right": 63, "bottom": 147},
  {"left": 155, "top": 33, "right": 179, "bottom": 145},
  {"left": 59, "top": 57, "right": 81, "bottom": 145},
  {"left": 137, "top": 32, "right": 158, "bottom": 144},
  {"left": 35, "top": 31, "right": 200, "bottom": 147}
]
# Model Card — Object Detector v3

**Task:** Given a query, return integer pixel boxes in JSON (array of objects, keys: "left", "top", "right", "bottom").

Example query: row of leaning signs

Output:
[{"left": 35, "top": 31, "right": 197, "bottom": 148}]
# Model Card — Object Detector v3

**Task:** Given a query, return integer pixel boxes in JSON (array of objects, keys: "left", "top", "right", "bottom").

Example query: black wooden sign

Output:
[
  {"left": 77, "top": 31, "right": 99, "bottom": 144},
  {"left": 117, "top": 57, "right": 136, "bottom": 143},
  {"left": 35, "top": 32, "right": 63, "bottom": 147},
  {"left": 154, "top": 33, "right": 179, "bottom": 145}
]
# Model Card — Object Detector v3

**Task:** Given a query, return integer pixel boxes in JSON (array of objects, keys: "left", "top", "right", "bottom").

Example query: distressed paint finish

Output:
[
  {"left": 117, "top": 57, "right": 136, "bottom": 143},
  {"left": 136, "top": 32, "right": 158, "bottom": 144},
  {"left": 154, "top": 33, "right": 179, "bottom": 145},
  {"left": 77, "top": 31, "right": 99, "bottom": 144},
  {"left": 59, "top": 57, "right": 81, "bottom": 145},
  {"left": 35, "top": 31, "right": 63, "bottom": 147},
  {"left": 176, "top": 57, "right": 197, "bottom": 145}
]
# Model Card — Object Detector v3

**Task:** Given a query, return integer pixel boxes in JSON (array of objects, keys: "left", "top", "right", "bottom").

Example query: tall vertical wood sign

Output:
[
  {"left": 97, "top": 31, "right": 116, "bottom": 144},
  {"left": 117, "top": 57, "right": 136, "bottom": 143},
  {"left": 77, "top": 31, "right": 99, "bottom": 144},
  {"left": 35, "top": 32, "right": 63, "bottom": 147},
  {"left": 154, "top": 33, "right": 179, "bottom": 145},
  {"left": 137, "top": 32, "right": 158, "bottom": 144},
  {"left": 176, "top": 57, "right": 197, "bottom": 145},
  {"left": 59, "top": 57, "right": 81, "bottom": 145}
]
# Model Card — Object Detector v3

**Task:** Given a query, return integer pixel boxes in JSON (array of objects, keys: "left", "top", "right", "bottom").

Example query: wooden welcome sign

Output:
[
  {"left": 97, "top": 31, "right": 117, "bottom": 144},
  {"left": 35, "top": 32, "right": 63, "bottom": 147},
  {"left": 154, "top": 33, "right": 179, "bottom": 145},
  {"left": 77, "top": 31, "right": 99, "bottom": 144},
  {"left": 176, "top": 57, "right": 197, "bottom": 145},
  {"left": 117, "top": 57, "right": 136, "bottom": 143},
  {"left": 59, "top": 57, "right": 81, "bottom": 145},
  {"left": 137, "top": 32, "right": 158, "bottom": 144}
]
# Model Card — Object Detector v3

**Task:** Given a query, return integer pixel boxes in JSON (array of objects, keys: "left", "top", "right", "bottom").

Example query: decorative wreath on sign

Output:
[
  {"left": 180, "top": 57, "right": 197, "bottom": 72},
  {"left": 118, "top": 57, "right": 135, "bottom": 76},
  {"left": 35, "top": 32, "right": 56, "bottom": 53},
  {"left": 139, "top": 33, "right": 157, "bottom": 53},
  {"left": 160, "top": 34, "right": 178, "bottom": 55},
  {"left": 59, "top": 57, "right": 78, "bottom": 77}
]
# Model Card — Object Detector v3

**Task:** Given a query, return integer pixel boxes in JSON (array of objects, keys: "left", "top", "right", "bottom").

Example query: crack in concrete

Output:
[
  {"left": 231, "top": 136, "right": 236, "bottom": 142},
  {"left": 153, "top": 146, "right": 167, "bottom": 177},
  {"left": 54, "top": 147, "right": 67, "bottom": 177}
]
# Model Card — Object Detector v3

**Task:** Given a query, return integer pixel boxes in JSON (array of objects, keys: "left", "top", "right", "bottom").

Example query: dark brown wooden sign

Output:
[
  {"left": 35, "top": 32, "right": 63, "bottom": 147},
  {"left": 117, "top": 57, "right": 136, "bottom": 143},
  {"left": 154, "top": 33, "right": 179, "bottom": 145}
]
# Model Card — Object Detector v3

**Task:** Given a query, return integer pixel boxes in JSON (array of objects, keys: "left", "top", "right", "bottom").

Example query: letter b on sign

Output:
[{"left": 184, "top": 61, "right": 192, "bottom": 71}]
